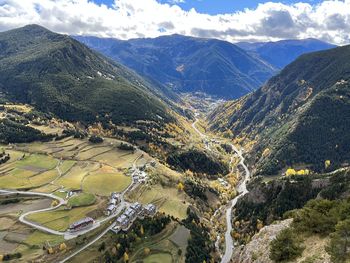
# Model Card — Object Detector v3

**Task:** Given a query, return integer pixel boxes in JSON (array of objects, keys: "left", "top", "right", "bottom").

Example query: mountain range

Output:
[
  {"left": 0, "top": 25, "right": 176, "bottom": 125},
  {"left": 75, "top": 35, "right": 277, "bottom": 99},
  {"left": 237, "top": 38, "right": 336, "bottom": 69},
  {"left": 209, "top": 44, "right": 350, "bottom": 175}
]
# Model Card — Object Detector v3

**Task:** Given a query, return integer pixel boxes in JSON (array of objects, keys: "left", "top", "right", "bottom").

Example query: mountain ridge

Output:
[
  {"left": 237, "top": 38, "right": 336, "bottom": 69},
  {"left": 209, "top": 44, "right": 350, "bottom": 175},
  {"left": 0, "top": 24, "right": 176, "bottom": 125},
  {"left": 75, "top": 34, "right": 278, "bottom": 99}
]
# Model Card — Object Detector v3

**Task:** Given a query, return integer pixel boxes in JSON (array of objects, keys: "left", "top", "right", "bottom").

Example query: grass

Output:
[
  {"left": 34, "top": 184, "right": 61, "bottom": 193},
  {"left": 144, "top": 253, "right": 173, "bottom": 263},
  {"left": 130, "top": 223, "right": 181, "bottom": 263},
  {"left": 75, "top": 146, "right": 112, "bottom": 160},
  {"left": 68, "top": 193, "right": 96, "bottom": 207},
  {"left": 83, "top": 171, "right": 131, "bottom": 196},
  {"left": 29, "top": 170, "right": 59, "bottom": 187},
  {"left": 16, "top": 154, "right": 58, "bottom": 170},
  {"left": 56, "top": 162, "right": 99, "bottom": 190},
  {"left": 26, "top": 205, "right": 98, "bottom": 231},
  {"left": 25, "top": 231, "right": 64, "bottom": 247},
  {"left": 91, "top": 150, "right": 137, "bottom": 168},
  {"left": 0, "top": 169, "right": 35, "bottom": 189},
  {"left": 135, "top": 185, "right": 188, "bottom": 220},
  {"left": 58, "top": 160, "right": 76, "bottom": 174}
]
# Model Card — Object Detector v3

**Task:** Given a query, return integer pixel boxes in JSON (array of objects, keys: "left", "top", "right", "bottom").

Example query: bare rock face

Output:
[{"left": 232, "top": 219, "right": 293, "bottom": 263}]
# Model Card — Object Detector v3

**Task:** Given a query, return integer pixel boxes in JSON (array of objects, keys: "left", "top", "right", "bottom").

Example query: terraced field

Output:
[
  {"left": 83, "top": 171, "right": 131, "bottom": 196},
  {"left": 26, "top": 205, "right": 99, "bottom": 231},
  {"left": 134, "top": 185, "right": 188, "bottom": 220},
  {"left": 0, "top": 136, "right": 140, "bottom": 234}
]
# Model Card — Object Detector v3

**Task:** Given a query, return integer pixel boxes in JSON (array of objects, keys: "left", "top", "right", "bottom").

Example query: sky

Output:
[
  {"left": 0, "top": 0, "right": 350, "bottom": 44},
  {"left": 95, "top": 0, "right": 323, "bottom": 15}
]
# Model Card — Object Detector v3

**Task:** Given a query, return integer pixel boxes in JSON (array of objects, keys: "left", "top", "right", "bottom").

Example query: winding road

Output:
[
  {"left": 191, "top": 117, "right": 251, "bottom": 263},
  {"left": 221, "top": 144, "right": 250, "bottom": 263},
  {"left": 0, "top": 189, "right": 67, "bottom": 236}
]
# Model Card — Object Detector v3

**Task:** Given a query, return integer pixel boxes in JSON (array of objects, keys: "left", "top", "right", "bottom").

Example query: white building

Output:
[{"left": 143, "top": 204, "right": 157, "bottom": 217}]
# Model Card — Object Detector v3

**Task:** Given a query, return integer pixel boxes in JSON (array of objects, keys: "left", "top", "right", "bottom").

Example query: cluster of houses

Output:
[
  {"left": 106, "top": 192, "right": 121, "bottom": 216},
  {"left": 129, "top": 166, "right": 149, "bottom": 184},
  {"left": 133, "top": 169, "right": 148, "bottom": 183},
  {"left": 113, "top": 202, "right": 156, "bottom": 232}
]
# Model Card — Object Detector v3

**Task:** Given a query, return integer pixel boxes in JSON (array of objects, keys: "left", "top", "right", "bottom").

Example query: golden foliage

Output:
[
  {"left": 123, "top": 252, "right": 129, "bottom": 263},
  {"left": 286, "top": 168, "right": 310, "bottom": 176},
  {"left": 59, "top": 243, "right": 67, "bottom": 251},
  {"left": 285, "top": 168, "right": 297, "bottom": 176},
  {"left": 177, "top": 182, "right": 184, "bottom": 191}
]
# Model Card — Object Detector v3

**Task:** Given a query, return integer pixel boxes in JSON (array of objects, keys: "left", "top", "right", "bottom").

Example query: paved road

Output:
[
  {"left": 192, "top": 118, "right": 211, "bottom": 150},
  {"left": 221, "top": 144, "right": 250, "bottom": 263},
  {"left": 58, "top": 154, "right": 142, "bottom": 261},
  {"left": 191, "top": 117, "right": 251, "bottom": 263},
  {"left": 0, "top": 189, "right": 67, "bottom": 236},
  {"left": 59, "top": 222, "right": 117, "bottom": 263}
]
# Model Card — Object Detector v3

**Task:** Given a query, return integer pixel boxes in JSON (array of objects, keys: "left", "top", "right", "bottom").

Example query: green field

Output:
[
  {"left": 26, "top": 205, "right": 98, "bottom": 231},
  {"left": 83, "top": 172, "right": 131, "bottom": 196},
  {"left": 16, "top": 154, "right": 58, "bottom": 170},
  {"left": 136, "top": 185, "right": 188, "bottom": 219},
  {"left": 56, "top": 162, "right": 99, "bottom": 190},
  {"left": 25, "top": 231, "right": 64, "bottom": 247},
  {"left": 91, "top": 150, "right": 137, "bottom": 168},
  {"left": 58, "top": 160, "right": 76, "bottom": 174},
  {"left": 68, "top": 193, "right": 96, "bottom": 207},
  {"left": 144, "top": 253, "right": 173, "bottom": 263}
]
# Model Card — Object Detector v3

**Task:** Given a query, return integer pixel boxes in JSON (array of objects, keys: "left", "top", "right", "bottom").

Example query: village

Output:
[{"left": 66, "top": 160, "right": 157, "bottom": 236}]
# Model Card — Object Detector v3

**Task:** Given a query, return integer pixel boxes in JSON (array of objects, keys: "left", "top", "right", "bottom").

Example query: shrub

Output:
[
  {"left": 270, "top": 228, "right": 304, "bottom": 262},
  {"left": 89, "top": 135, "right": 103, "bottom": 143}
]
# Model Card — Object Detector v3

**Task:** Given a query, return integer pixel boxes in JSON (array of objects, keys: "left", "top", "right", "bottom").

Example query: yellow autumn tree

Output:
[
  {"left": 177, "top": 182, "right": 184, "bottom": 191},
  {"left": 325, "top": 160, "right": 331, "bottom": 169},
  {"left": 51, "top": 200, "right": 59, "bottom": 207},
  {"left": 123, "top": 252, "right": 129, "bottom": 263},
  {"left": 256, "top": 220, "right": 264, "bottom": 231},
  {"left": 144, "top": 247, "right": 151, "bottom": 256},
  {"left": 59, "top": 243, "right": 67, "bottom": 251},
  {"left": 285, "top": 168, "right": 296, "bottom": 176},
  {"left": 234, "top": 221, "right": 240, "bottom": 228}
]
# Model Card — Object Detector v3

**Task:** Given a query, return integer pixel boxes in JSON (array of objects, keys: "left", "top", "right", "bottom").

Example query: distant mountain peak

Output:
[
  {"left": 236, "top": 38, "right": 336, "bottom": 69},
  {"left": 75, "top": 34, "right": 277, "bottom": 99}
]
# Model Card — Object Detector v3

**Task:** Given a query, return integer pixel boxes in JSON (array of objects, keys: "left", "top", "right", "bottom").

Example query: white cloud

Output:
[{"left": 0, "top": 0, "right": 349, "bottom": 44}]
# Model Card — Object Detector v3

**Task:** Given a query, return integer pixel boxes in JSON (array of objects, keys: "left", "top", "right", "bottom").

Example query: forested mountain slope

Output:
[
  {"left": 75, "top": 35, "right": 277, "bottom": 99},
  {"left": 209, "top": 45, "right": 350, "bottom": 175},
  {"left": 0, "top": 25, "right": 176, "bottom": 125}
]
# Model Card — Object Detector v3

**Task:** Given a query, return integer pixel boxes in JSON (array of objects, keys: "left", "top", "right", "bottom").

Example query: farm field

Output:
[
  {"left": 68, "top": 193, "right": 96, "bottom": 207},
  {"left": 0, "top": 131, "right": 193, "bottom": 263},
  {"left": 134, "top": 185, "right": 188, "bottom": 220},
  {"left": 83, "top": 170, "right": 131, "bottom": 196},
  {"left": 0, "top": 137, "right": 141, "bottom": 239},
  {"left": 130, "top": 222, "right": 186, "bottom": 263},
  {"left": 26, "top": 204, "right": 99, "bottom": 231},
  {"left": 144, "top": 253, "right": 173, "bottom": 263}
]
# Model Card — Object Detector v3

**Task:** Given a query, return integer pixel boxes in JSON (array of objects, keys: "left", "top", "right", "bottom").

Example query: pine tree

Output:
[{"left": 326, "top": 219, "right": 350, "bottom": 263}]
